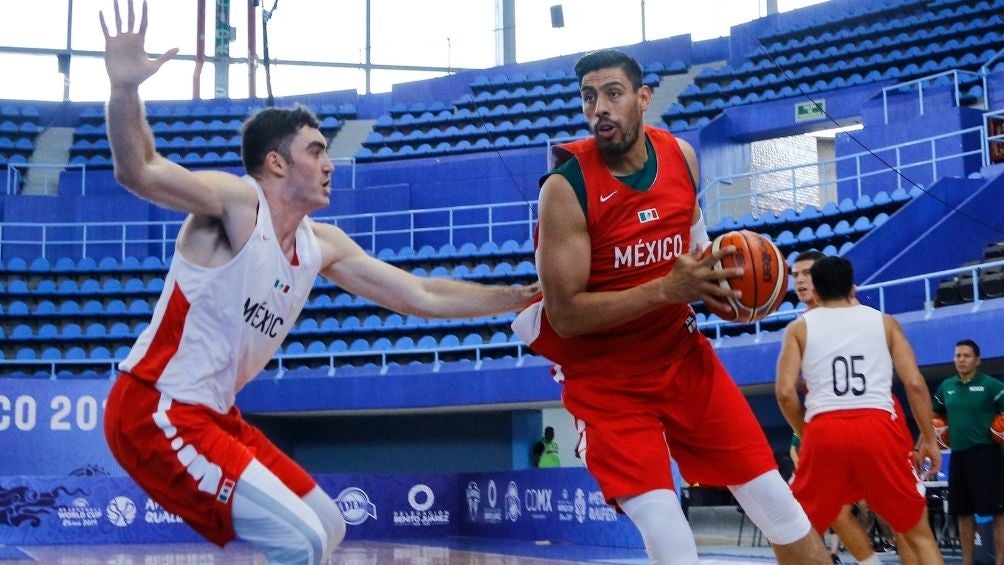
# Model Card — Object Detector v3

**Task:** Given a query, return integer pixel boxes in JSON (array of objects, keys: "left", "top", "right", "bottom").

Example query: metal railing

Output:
[
  {"left": 1, "top": 156, "right": 355, "bottom": 196},
  {"left": 881, "top": 69, "right": 983, "bottom": 124},
  {"left": 5, "top": 162, "right": 87, "bottom": 195},
  {"left": 0, "top": 199, "right": 538, "bottom": 261},
  {"left": 4, "top": 259, "right": 1000, "bottom": 378},
  {"left": 701, "top": 123, "right": 987, "bottom": 225},
  {"left": 698, "top": 258, "right": 1004, "bottom": 343}
]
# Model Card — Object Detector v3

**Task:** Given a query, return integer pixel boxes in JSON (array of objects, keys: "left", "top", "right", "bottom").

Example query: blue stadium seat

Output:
[
  {"left": 833, "top": 220, "right": 854, "bottom": 237},
  {"left": 11, "top": 324, "right": 32, "bottom": 340},
  {"left": 890, "top": 187, "right": 910, "bottom": 202},
  {"left": 61, "top": 323, "right": 82, "bottom": 338},
  {"left": 13, "top": 346, "right": 38, "bottom": 361},
  {"left": 796, "top": 226, "right": 816, "bottom": 244},
  {"left": 852, "top": 216, "right": 873, "bottom": 233},
  {"left": 38, "top": 324, "right": 58, "bottom": 339},
  {"left": 66, "top": 347, "right": 87, "bottom": 360},
  {"left": 774, "top": 230, "right": 797, "bottom": 247}
]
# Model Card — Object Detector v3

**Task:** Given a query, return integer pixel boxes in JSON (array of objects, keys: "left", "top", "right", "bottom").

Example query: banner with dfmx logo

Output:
[{"left": 314, "top": 473, "right": 456, "bottom": 540}]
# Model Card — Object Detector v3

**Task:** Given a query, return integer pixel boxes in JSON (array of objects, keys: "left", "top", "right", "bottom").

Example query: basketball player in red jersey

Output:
[
  {"left": 791, "top": 249, "right": 920, "bottom": 565},
  {"left": 776, "top": 257, "right": 943, "bottom": 564},
  {"left": 513, "top": 49, "right": 831, "bottom": 564},
  {"left": 99, "top": 2, "right": 537, "bottom": 563}
]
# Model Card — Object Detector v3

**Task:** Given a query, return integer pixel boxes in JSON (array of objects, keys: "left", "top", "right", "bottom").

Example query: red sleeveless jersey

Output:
[{"left": 516, "top": 126, "right": 701, "bottom": 378}]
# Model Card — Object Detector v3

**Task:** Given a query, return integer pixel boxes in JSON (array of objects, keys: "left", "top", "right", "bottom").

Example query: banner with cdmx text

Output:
[{"left": 0, "top": 470, "right": 641, "bottom": 548}]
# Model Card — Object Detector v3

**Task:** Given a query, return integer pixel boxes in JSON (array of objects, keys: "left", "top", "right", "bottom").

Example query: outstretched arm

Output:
[
  {"left": 315, "top": 222, "right": 538, "bottom": 318},
  {"left": 102, "top": 0, "right": 249, "bottom": 217},
  {"left": 885, "top": 314, "right": 941, "bottom": 477}
]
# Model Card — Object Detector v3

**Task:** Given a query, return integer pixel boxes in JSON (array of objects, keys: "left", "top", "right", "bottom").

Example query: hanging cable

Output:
[{"left": 261, "top": 0, "right": 279, "bottom": 107}]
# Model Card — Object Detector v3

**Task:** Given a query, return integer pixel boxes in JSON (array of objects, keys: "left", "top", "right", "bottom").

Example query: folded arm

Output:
[{"left": 534, "top": 173, "right": 739, "bottom": 338}]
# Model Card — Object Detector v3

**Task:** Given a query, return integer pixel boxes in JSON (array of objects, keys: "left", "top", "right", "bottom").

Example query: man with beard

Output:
[{"left": 512, "top": 49, "right": 831, "bottom": 564}]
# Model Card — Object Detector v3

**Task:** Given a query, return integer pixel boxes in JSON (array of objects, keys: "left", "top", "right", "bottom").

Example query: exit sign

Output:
[{"left": 796, "top": 100, "right": 826, "bottom": 122}]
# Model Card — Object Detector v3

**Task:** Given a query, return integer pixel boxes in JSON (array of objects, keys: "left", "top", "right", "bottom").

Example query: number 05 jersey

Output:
[{"left": 801, "top": 304, "right": 894, "bottom": 421}]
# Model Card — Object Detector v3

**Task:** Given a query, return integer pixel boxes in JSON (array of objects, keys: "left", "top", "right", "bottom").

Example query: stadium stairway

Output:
[
  {"left": 327, "top": 118, "right": 376, "bottom": 160},
  {"left": 846, "top": 165, "right": 1004, "bottom": 313},
  {"left": 22, "top": 126, "right": 74, "bottom": 195},
  {"left": 645, "top": 63, "right": 720, "bottom": 127}
]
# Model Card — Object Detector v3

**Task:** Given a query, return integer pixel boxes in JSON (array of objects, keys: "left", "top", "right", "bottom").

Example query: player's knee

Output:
[
  {"left": 730, "top": 470, "right": 812, "bottom": 545},
  {"left": 259, "top": 531, "right": 326, "bottom": 565},
  {"left": 303, "top": 486, "right": 346, "bottom": 557}
]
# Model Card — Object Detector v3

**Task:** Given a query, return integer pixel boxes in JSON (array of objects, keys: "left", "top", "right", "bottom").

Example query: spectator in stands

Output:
[
  {"left": 776, "top": 256, "right": 944, "bottom": 565},
  {"left": 532, "top": 426, "right": 561, "bottom": 468},
  {"left": 98, "top": 2, "right": 537, "bottom": 563},
  {"left": 932, "top": 339, "right": 1004, "bottom": 565},
  {"left": 512, "top": 48, "right": 832, "bottom": 565},
  {"left": 790, "top": 249, "right": 920, "bottom": 565}
]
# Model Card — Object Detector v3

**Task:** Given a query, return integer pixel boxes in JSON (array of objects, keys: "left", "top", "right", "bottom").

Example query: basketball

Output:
[
  {"left": 991, "top": 414, "right": 1004, "bottom": 445},
  {"left": 702, "top": 230, "right": 788, "bottom": 323},
  {"left": 933, "top": 415, "right": 950, "bottom": 449}
]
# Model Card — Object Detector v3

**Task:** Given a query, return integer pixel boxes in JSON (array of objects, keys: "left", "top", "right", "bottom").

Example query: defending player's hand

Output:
[
  {"left": 660, "top": 245, "right": 742, "bottom": 310},
  {"left": 100, "top": 0, "right": 178, "bottom": 89},
  {"left": 913, "top": 436, "right": 941, "bottom": 480}
]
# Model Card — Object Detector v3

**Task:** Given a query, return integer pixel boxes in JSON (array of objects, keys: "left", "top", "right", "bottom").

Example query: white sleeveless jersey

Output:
[
  {"left": 120, "top": 176, "right": 322, "bottom": 413},
  {"left": 801, "top": 304, "right": 894, "bottom": 421}
]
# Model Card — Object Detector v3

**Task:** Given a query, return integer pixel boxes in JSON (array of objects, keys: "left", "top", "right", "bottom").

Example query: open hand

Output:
[
  {"left": 661, "top": 245, "right": 742, "bottom": 310},
  {"left": 100, "top": 0, "right": 178, "bottom": 89}
]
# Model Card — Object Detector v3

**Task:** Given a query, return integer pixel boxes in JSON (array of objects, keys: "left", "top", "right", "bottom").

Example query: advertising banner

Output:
[
  {"left": 0, "top": 379, "right": 123, "bottom": 476},
  {"left": 458, "top": 468, "right": 643, "bottom": 549}
]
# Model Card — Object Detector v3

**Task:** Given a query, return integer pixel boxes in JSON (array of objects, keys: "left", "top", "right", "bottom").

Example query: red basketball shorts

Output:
[
  {"left": 104, "top": 373, "right": 316, "bottom": 547},
  {"left": 562, "top": 336, "right": 777, "bottom": 506},
  {"left": 790, "top": 408, "right": 926, "bottom": 534}
]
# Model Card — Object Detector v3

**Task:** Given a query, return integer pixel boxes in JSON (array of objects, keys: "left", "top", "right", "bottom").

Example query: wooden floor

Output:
[{"left": 0, "top": 538, "right": 948, "bottom": 564}]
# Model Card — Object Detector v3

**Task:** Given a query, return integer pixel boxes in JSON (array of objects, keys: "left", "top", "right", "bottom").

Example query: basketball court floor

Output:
[{"left": 0, "top": 538, "right": 961, "bottom": 563}]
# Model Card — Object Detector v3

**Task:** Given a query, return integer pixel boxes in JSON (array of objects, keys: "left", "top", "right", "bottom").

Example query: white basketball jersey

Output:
[
  {"left": 120, "top": 176, "right": 322, "bottom": 413},
  {"left": 801, "top": 304, "right": 894, "bottom": 421}
]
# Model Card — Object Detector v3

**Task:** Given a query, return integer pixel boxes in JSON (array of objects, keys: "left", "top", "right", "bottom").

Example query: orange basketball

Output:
[
  {"left": 702, "top": 230, "right": 788, "bottom": 323},
  {"left": 933, "top": 415, "right": 950, "bottom": 449},
  {"left": 991, "top": 414, "right": 1004, "bottom": 445}
]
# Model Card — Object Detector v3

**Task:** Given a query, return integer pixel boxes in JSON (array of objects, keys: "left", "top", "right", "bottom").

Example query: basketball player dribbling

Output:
[
  {"left": 99, "top": 2, "right": 538, "bottom": 563},
  {"left": 776, "top": 256, "right": 944, "bottom": 564},
  {"left": 513, "top": 48, "right": 832, "bottom": 564}
]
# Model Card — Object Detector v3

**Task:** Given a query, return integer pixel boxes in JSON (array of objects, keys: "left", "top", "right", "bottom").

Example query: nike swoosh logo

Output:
[{"left": 599, "top": 191, "right": 617, "bottom": 203}]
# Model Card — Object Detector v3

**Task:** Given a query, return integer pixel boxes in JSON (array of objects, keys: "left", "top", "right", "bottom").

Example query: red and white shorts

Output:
[
  {"left": 790, "top": 408, "right": 926, "bottom": 534},
  {"left": 562, "top": 336, "right": 778, "bottom": 506},
  {"left": 104, "top": 373, "right": 316, "bottom": 546}
]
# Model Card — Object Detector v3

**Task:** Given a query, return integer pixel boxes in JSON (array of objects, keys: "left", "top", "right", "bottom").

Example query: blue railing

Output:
[
  {"left": 701, "top": 123, "right": 988, "bottom": 225},
  {"left": 0, "top": 200, "right": 538, "bottom": 262},
  {"left": 5, "top": 259, "right": 1001, "bottom": 378}
]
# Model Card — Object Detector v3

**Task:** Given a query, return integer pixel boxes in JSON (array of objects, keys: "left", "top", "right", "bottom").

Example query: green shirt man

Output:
[{"left": 933, "top": 348, "right": 1004, "bottom": 452}]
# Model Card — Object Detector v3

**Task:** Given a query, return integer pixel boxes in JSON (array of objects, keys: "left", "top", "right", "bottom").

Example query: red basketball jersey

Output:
[{"left": 520, "top": 127, "right": 700, "bottom": 378}]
